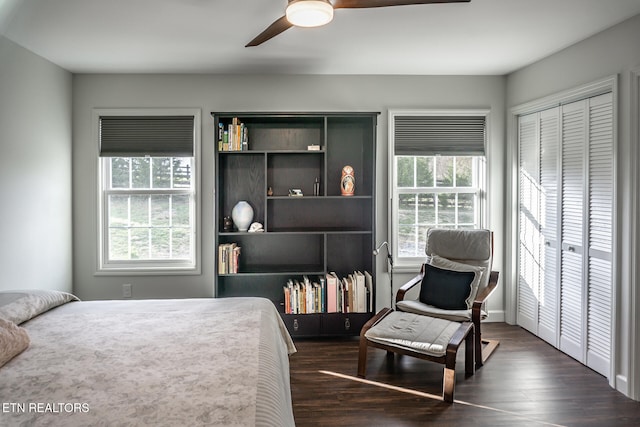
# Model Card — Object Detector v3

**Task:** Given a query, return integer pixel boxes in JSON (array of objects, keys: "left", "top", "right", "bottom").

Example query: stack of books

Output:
[
  {"left": 218, "top": 117, "right": 248, "bottom": 151},
  {"left": 282, "top": 271, "right": 373, "bottom": 314},
  {"left": 218, "top": 243, "right": 241, "bottom": 274}
]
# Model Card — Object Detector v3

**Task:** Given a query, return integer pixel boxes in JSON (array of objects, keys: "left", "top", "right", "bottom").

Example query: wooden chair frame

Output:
[{"left": 358, "top": 308, "right": 474, "bottom": 403}]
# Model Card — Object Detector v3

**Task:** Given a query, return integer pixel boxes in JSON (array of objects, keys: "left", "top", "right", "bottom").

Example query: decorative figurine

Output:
[
  {"left": 267, "top": 186, "right": 274, "bottom": 196},
  {"left": 341, "top": 165, "right": 355, "bottom": 196},
  {"left": 223, "top": 216, "right": 233, "bottom": 232},
  {"left": 248, "top": 222, "right": 264, "bottom": 233}
]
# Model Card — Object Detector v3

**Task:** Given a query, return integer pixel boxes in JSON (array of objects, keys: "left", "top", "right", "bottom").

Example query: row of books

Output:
[
  {"left": 283, "top": 276, "right": 325, "bottom": 314},
  {"left": 283, "top": 271, "right": 373, "bottom": 315},
  {"left": 218, "top": 243, "right": 241, "bottom": 274},
  {"left": 218, "top": 117, "right": 248, "bottom": 151}
]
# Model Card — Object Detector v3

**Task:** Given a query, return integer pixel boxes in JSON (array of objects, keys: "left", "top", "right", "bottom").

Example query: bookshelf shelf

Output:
[
  {"left": 266, "top": 196, "right": 372, "bottom": 202},
  {"left": 219, "top": 267, "right": 326, "bottom": 276},
  {"left": 219, "top": 150, "right": 325, "bottom": 155},
  {"left": 213, "top": 112, "right": 378, "bottom": 337}
]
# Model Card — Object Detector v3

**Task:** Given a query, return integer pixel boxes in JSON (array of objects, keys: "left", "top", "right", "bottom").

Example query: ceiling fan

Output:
[{"left": 246, "top": 0, "right": 471, "bottom": 47}]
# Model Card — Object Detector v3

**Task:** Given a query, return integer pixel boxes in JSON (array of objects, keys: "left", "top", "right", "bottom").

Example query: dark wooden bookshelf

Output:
[{"left": 213, "top": 112, "right": 378, "bottom": 337}]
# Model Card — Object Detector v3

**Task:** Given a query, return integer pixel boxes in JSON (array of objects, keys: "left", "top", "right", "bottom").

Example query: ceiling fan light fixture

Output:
[{"left": 286, "top": 0, "right": 334, "bottom": 28}]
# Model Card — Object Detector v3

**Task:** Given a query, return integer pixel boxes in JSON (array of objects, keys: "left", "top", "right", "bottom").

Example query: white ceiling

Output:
[{"left": 1, "top": 0, "right": 640, "bottom": 75}]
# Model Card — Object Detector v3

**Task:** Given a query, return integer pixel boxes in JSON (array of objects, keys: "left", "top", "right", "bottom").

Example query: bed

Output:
[{"left": 0, "top": 290, "right": 296, "bottom": 426}]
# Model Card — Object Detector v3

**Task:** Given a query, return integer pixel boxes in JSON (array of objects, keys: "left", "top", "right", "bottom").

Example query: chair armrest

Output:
[
  {"left": 474, "top": 271, "right": 499, "bottom": 304},
  {"left": 447, "top": 321, "right": 474, "bottom": 350},
  {"left": 395, "top": 273, "right": 424, "bottom": 303},
  {"left": 471, "top": 271, "right": 499, "bottom": 321}
]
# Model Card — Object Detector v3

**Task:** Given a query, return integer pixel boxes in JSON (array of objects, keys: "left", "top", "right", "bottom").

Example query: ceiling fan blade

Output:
[
  {"left": 246, "top": 0, "right": 467, "bottom": 47},
  {"left": 332, "top": 0, "right": 470, "bottom": 9},
  {"left": 246, "top": 15, "right": 293, "bottom": 47}
]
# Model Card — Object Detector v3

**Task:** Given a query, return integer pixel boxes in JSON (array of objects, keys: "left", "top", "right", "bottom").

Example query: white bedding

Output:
[{"left": 0, "top": 295, "right": 296, "bottom": 426}]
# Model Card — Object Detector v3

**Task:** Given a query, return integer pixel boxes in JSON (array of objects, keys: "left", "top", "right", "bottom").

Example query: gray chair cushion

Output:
[
  {"left": 425, "top": 228, "right": 492, "bottom": 295},
  {"left": 425, "top": 228, "right": 491, "bottom": 261}
]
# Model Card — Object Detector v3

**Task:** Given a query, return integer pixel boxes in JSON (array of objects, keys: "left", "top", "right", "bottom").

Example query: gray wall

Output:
[
  {"left": 506, "top": 13, "right": 640, "bottom": 400},
  {"left": 72, "top": 74, "right": 507, "bottom": 319},
  {"left": 0, "top": 35, "right": 73, "bottom": 293}
]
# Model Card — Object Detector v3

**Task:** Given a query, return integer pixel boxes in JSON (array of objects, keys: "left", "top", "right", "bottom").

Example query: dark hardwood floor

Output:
[{"left": 289, "top": 323, "right": 640, "bottom": 426}]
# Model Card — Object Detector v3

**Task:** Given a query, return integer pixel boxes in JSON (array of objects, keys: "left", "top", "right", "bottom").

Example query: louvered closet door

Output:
[
  {"left": 560, "top": 99, "right": 587, "bottom": 362},
  {"left": 538, "top": 107, "right": 560, "bottom": 345},
  {"left": 517, "top": 112, "right": 540, "bottom": 334},
  {"left": 517, "top": 91, "right": 614, "bottom": 379},
  {"left": 586, "top": 92, "right": 613, "bottom": 377}
]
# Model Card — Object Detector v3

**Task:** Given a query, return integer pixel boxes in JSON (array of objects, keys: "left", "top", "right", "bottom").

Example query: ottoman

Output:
[{"left": 357, "top": 308, "right": 474, "bottom": 403}]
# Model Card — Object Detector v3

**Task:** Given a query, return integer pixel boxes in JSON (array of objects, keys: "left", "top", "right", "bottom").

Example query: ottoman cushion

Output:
[{"left": 364, "top": 311, "right": 462, "bottom": 357}]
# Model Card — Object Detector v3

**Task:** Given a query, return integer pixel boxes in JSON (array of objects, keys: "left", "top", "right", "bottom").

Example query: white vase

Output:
[{"left": 231, "top": 201, "right": 254, "bottom": 232}]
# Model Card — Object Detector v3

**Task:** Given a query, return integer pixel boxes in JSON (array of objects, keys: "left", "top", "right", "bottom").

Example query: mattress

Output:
[{"left": 0, "top": 291, "right": 296, "bottom": 426}]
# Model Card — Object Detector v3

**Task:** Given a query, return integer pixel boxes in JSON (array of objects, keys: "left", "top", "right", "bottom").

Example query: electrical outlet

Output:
[{"left": 122, "top": 283, "right": 132, "bottom": 298}]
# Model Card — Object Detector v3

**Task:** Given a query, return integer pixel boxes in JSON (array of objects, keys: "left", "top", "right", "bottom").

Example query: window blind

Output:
[
  {"left": 393, "top": 115, "right": 486, "bottom": 156},
  {"left": 99, "top": 115, "right": 195, "bottom": 157}
]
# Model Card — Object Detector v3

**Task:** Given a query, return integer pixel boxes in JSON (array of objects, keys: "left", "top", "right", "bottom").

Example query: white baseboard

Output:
[
  {"left": 616, "top": 374, "right": 630, "bottom": 398},
  {"left": 483, "top": 310, "right": 505, "bottom": 323}
]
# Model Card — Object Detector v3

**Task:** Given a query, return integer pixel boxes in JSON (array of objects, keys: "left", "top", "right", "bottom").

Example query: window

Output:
[
  {"left": 96, "top": 109, "right": 200, "bottom": 273},
  {"left": 389, "top": 110, "right": 488, "bottom": 268},
  {"left": 396, "top": 155, "right": 482, "bottom": 257}
]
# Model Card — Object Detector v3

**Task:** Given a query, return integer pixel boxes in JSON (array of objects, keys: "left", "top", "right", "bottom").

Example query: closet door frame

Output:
[{"left": 629, "top": 67, "right": 640, "bottom": 400}]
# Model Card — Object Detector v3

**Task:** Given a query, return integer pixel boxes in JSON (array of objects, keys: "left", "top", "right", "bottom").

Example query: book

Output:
[
  {"left": 348, "top": 274, "right": 355, "bottom": 313},
  {"left": 365, "top": 271, "right": 373, "bottom": 313},
  {"left": 354, "top": 271, "right": 367, "bottom": 313},
  {"left": 326, "top": 273, "right": 338, "bottom": 313},
  {"left": 283, "top": 283, "right": 291, "bottom": 314},
  {"left": 342, "top": 277, "right": 352, "bottom": 313},
  {"left": 217, "top": 243, "right": 240, "bottom": 274},
  {"left": 318, "top": 275, "right": 326, "bottom": 313}
]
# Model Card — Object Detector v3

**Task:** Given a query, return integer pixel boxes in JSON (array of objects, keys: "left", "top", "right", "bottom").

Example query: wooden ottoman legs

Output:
[
  {"left": 443, "top": 322, "right": 474, "bottom": 402},
  {"left": 358, "top": 308, "right": 392, "bottom": 378}
]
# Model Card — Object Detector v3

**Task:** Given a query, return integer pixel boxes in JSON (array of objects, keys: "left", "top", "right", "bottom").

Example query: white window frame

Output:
[
  {"left": 95, "top": 108, "right": 201, "bottom": 275},
  {"left": 388, "top": 109, "right": 488, "bottom": 271}
]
